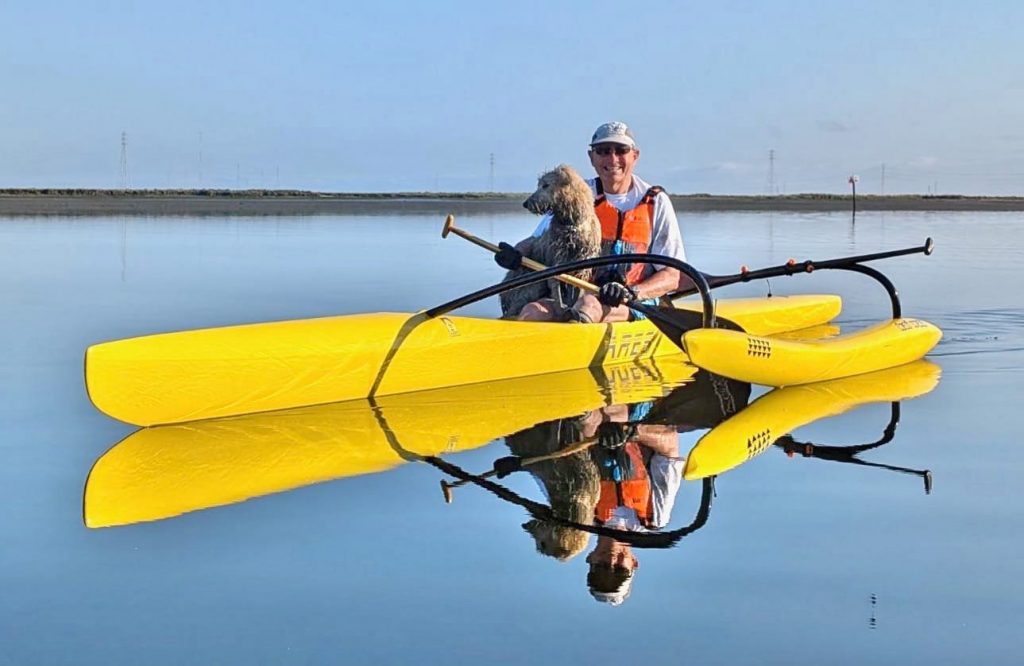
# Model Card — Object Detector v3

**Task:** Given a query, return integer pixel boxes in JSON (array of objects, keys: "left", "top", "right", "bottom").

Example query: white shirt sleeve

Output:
[
  {"left": 648, "top": 454, "right": 685, "bottom": 528},
  {"left": 649, "top": 193, "right": 686, "bottom": 262}
]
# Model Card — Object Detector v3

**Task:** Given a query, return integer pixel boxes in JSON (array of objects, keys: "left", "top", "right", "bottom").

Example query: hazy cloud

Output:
[
  {"left": 715, "top": 161, "right": 756, "bottom": 173},
  {"left": 817, "top": 120, "right": 855, "bottom": 133}
]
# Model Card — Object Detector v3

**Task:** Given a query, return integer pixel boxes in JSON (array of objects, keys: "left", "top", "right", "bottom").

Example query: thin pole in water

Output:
[{"left": 848, "top": 174, "right": 859, "bottom": 220}]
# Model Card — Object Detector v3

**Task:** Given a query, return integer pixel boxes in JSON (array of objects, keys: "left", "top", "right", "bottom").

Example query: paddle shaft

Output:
[{"left": 442, "top": 215, "right": 598, "bottom": 294}]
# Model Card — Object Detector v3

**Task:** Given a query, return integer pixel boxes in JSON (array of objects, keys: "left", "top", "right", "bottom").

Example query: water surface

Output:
[{"left": 1, "top": 209, "right": 1022, "bottom": 664}]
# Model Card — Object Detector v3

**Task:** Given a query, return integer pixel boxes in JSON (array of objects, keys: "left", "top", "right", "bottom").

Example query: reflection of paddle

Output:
[
  {"left": 440, "top": 216, "right": 738, "bottom": 340},
  {"left": 440, "top": 436, "right": 597, "bottom": 503}
]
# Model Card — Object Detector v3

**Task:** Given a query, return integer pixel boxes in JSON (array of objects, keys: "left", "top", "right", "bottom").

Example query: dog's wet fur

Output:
[{"left": 500, "top": 165, "right": 602, "bottom": 318}]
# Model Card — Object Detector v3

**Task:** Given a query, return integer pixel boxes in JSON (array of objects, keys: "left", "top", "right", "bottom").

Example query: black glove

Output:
[
  {"left": 492, "top": 456, "right": 524, "bottom": 478},
  {"left": 494, "top": 242, "right": 523, "bottom": 270},
  {"left": 597, "top": 422, "right": 636, "bottom": 450},
  {"left": 597, "top": 280, "right": 636, "bottom": 307}
]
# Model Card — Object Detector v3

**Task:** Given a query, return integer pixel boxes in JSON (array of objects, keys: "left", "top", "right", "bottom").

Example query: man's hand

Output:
[
  {"left": 597, "top": 280, "right": 637, "bottom": 307},
  {"left": 597, "top": 422, "right": 637, "bottom": 450},
  {"left": 492, "top": 456, "right": 523, "bottom": 478},
  {"left": 494, "top": 242, "right": 523, "bottom": 270}
]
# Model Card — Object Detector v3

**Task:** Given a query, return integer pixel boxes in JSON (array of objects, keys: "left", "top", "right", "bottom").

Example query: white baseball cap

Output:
[
  {"left": 590, "top": 121, "right": 637, "bottom": 149},
  {"left": 589, "top": 572, "right": 634, "bottom": 606}
]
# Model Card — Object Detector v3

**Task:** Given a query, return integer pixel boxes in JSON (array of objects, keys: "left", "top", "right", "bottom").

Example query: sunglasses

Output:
[{"left": 593, "top": 145, "right": 634, "bottom": 157}]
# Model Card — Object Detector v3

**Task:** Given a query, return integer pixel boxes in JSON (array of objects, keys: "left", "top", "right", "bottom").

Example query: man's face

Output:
[{"left": 588, "top": 143, "right": 639, "bottom": 193}]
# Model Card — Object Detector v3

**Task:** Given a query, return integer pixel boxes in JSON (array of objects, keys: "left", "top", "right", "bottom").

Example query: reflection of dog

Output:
[
  {"left": 500, "top": 165, "right": 602, "bottom": 318},
  {"left": 506, "top": 417, "right": 600, "bottom": 561}
]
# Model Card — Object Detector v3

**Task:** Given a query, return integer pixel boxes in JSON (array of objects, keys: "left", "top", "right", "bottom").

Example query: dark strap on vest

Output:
[
  {"left": 594, "top": 180, "right": 664, "bottom": 207},
  {"left": 642, "top": 185, "right": 664, "bottom": 203}
]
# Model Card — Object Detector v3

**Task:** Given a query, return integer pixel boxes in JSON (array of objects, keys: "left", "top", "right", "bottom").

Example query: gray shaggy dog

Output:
[{"left": 500, "top": 164, "right": 602, "bottom": 318}]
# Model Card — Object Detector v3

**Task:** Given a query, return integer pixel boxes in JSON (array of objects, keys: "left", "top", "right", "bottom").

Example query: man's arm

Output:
[
  {"left": 640, "top": 192, "right": 695, "bottom": 297},
  {"left": 630, "top": 267, "right": 686, "bottom": 301}
]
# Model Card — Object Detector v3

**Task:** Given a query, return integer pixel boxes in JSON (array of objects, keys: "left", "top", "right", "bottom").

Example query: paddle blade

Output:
[{"left": 636, "top": 304, "right": 744, "bottom": 353}]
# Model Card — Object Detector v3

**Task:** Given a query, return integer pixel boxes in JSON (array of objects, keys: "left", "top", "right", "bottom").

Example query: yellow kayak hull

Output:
[
  {"left": 684, "top": 360, "right": 942, "bottom": 480},
  {"left": 684, "top": 318, "right": 942, "bottom": 387},
  {"left": 84, "top": 357, "right": 697, "bottom": 528},
  {"left": 85, "top": 295, "right": 841, "bottom": 426}
]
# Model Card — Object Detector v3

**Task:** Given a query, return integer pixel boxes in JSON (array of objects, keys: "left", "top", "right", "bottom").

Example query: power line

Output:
[
  {"left": 119, "top": 131, "right": 129, "bottom": 189},
  {"left": 198, "top": 131, "right": 203, "bottom": 186}
]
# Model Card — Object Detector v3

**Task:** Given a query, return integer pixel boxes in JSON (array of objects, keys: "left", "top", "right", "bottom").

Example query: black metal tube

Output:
[
  {"left": 776, "top": 402, "right": 901, "bottom": 460},
  {"left": 670, "top": 237, "right": 933, "bottom": 299},
  {"left": 839, "top": 264, "right": 902, "bottom": 318}
]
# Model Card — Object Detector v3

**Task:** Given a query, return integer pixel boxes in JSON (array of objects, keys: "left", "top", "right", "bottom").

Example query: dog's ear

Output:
[{"left": 548, "top": 165, "right": 573, "bottom": 209}]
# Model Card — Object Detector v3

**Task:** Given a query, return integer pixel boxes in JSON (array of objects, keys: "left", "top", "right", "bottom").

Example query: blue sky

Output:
[{"left": 2, "top": 0, "right": 1022, "bottom": 194}]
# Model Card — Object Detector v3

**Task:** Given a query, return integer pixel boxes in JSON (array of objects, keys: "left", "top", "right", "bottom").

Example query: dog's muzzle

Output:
[{"left": 522, "top": 195, "right": 550, "bottom": 215}]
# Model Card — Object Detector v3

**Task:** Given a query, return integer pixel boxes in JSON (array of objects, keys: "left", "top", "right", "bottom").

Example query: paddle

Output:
[
  {"left": 439, "top": 216, "right": 729, "bottom": 347},
  {"left": 442, "top": 215, "right": 598, "bottom": 295}
]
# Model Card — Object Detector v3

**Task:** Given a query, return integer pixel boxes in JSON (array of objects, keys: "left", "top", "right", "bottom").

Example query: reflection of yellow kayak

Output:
[
  {"left": 84, "top": 357, "right": 697, "bottom": 529},
  {"left": 84, "top": 295, "right": 840, "bottom": 426},
  {"left": 683, "top": 360, "right": 941, "bottom": 480}
]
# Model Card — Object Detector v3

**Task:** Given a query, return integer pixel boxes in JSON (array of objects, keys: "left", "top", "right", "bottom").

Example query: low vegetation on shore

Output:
[{"left": 2, "top": 189, "right": 1023, "bottom": 214}]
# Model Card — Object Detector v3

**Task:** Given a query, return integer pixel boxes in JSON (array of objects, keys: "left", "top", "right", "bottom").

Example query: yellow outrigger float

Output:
[{"left": 684, "top": 317, "right": 940, "bottom": 387}]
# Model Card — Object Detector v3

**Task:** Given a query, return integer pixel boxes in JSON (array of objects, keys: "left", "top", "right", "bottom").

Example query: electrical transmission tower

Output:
[
  {"left": 119, "top": 131, "right": 130, "bottom": 189},
  {"left": 768, "top": 149, "right": 775, "bottom": 194},
  {"left": 489, "top": 153, "right": 495, "bottom": 192}
]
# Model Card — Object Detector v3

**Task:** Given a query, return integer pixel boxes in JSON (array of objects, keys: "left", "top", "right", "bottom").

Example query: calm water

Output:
[{"left": 2, "top": 209, "right": 1023, "bottom": 664}]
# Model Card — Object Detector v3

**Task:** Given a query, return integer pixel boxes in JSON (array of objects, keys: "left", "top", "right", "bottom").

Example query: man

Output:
[{"left": 497, "top": 121, "right": 691, "bottom": 322}]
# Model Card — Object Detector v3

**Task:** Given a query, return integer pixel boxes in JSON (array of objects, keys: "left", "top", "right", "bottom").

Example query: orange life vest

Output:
[
  {"left": 595, "top": 441, "right": 654, "bottom": 527},
  {"left": 593, "top": 179, "right": 664, "bottom": 286}
]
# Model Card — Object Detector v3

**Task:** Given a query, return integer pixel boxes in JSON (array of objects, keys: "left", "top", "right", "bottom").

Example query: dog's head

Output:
[
  {"left": 522, "top": 519, "right": 591, "bottom": 561},
  {"left": 523, "top": 164, "right": 585, "bottom": 215}
]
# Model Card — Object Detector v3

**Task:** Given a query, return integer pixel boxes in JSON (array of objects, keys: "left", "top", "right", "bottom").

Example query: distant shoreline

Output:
[{"left": 2, "top": 189, "right": 1024, "bottom": 216}]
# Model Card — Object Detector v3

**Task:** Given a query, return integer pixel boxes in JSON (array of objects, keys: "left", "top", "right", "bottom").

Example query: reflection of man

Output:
[
  {"left": 582, "top": 403, "right": 685, "bottom": 606},
  {"left": 499, "top": 373, "right": 749, "bottom": 605},
  {"left": 587, "top": 538, "right": 639, "bottom": 606}
]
